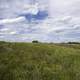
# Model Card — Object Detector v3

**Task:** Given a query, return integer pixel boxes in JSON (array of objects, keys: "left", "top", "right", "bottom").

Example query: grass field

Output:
[{"left": 0, "top": 41, "right": 80, "bottom": 80}]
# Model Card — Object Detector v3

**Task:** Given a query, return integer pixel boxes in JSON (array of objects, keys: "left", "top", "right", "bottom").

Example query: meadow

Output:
[{"left": 0, "top": 41, "right": 80, "bottom": 80}]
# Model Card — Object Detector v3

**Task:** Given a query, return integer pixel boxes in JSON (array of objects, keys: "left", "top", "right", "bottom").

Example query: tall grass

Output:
[{"left": 0, "top": 42, "right": 80, "bottom": 80}]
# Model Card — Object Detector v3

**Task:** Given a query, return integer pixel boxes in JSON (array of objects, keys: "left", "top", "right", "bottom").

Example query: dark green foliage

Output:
[
  {"left": 68, "top": 42, "right": 80, "bottom": 44},
  {"left": 32, "top": 40, "right": 39, "bottom": 43},
  {"left": 0, "top": 41, "right": 80, "bottom": 80}
]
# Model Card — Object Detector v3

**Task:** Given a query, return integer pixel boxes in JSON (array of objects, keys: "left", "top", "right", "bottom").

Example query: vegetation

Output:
[
  {"left": 0, "top": 41, "right": 80, "bottom": 80},
  {"left": 32, "top": 40, "right": 39, "bottom": 43},
  {"left": 67, "top": 42, "right": 80, "bottom": 44}
]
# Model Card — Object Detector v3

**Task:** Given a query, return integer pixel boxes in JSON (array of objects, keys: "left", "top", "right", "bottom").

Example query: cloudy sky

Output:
[{"left": 0, "top": 0, "right": 80, "bottom": 42}]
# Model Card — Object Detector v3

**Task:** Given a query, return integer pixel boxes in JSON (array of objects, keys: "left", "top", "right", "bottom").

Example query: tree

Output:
[{"left": 32, "top": 40, "right": 39, "bottom": 43}]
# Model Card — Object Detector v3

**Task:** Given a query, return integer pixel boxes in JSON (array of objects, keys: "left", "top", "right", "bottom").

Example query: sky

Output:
[{"left": 0, "top": 0, "right": 80, "bottom": 42}]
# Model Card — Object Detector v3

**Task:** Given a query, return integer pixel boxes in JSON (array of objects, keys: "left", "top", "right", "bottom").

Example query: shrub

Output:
[{"left": 32, "top": 40, "right": 39, "bottom": 43}]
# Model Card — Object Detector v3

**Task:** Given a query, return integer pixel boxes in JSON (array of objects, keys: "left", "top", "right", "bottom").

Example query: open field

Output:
[{"left": 0, "top": 41, "right": 80, "bottom": 80}]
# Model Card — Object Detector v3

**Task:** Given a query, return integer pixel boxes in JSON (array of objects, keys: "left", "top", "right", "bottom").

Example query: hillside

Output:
[{"left": 0, "top": 42, "right": 80, "bottom": 80}]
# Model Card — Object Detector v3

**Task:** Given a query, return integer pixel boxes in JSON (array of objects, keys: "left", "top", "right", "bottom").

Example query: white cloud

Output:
[
  {"left": 0, "top": 27, "right": 17, "bottom": 35},
  {"left": 0, "top": 0, "right": 80, "bottom": 42},
  {"left": 21, "top": 3, "right": 39, "bottom": 15},
  {"left": 49, "top": 0, "right": 80, "bottom": 17},
  {"left": 0, "top": 31, "right": 17, "bottom": 35},
  {"left": 0, "top": 28, "right": 9, "bottom": 31},
  {"left": 0, "top": 17, "right": 25, "bottom": 24},
  {"left": 9, "top": 31, "right": 17, "bottom": 34}
]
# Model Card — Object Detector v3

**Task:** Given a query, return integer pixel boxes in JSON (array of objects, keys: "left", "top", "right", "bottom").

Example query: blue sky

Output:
[{"left": 0, "top": 0, "right": 80, "bottom": 42}]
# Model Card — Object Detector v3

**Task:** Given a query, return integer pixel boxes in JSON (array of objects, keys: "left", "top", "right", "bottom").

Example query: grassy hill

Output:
[{"left": 0, "top": 41, "right": 80, "bottom": 80}]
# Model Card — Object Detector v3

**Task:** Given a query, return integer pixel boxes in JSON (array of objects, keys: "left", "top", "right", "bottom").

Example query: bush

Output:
[
  {"left": 68, "top": 42, "right": 80, "bottom": 44},
  {"left": 32, "top": 40, "right": 39, "bottom": 43}
]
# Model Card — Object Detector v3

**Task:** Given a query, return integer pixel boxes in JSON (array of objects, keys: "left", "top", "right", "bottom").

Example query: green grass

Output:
[{"left": 0, "top": 42, "right": 80, "bottom": 80}]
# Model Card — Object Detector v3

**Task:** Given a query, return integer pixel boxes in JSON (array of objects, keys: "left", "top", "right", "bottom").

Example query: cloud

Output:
[
  {"left": 0, "top": 27, "right": 17, "bottom": 35},
  {"left": 0, "top": 0, "right": 80, "bottom": 42},
  {"left": 21, "top": 3, "right": 39, "bottom": 15},
  {"left": 0, "top": 28, "right": 9, "bottom": 31},
  {"left": 22, "top": 10, "right": 48, "bottom": 22},
  {"left": 0, "top": 17, "right": 25, "bottom": 24}
]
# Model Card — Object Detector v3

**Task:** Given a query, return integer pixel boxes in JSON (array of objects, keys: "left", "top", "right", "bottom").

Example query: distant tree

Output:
[
  {"left": 68, "top": 42, "right": 80, "bottom": 44},
  {"left": 32, "top": 40, "right": 39, "bottom": 43},
  {"left": 0, "top": 41, "right": 6, "bottom": 43}
]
